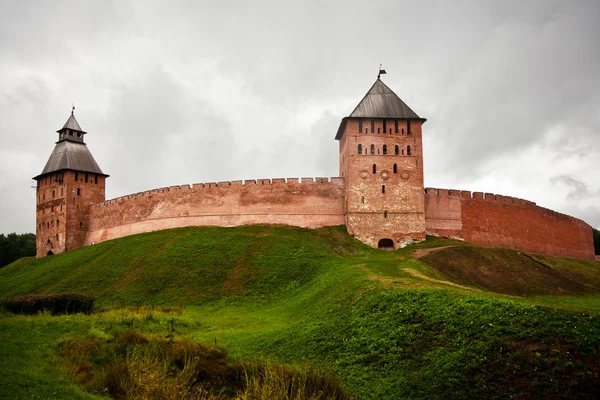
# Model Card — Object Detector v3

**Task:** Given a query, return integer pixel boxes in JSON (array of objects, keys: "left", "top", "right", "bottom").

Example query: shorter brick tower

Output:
[
  {"left": 33, "top": 110, "right": 108, "bottom": 257},
  {"left": 336, "top": 77, "right": 427, "bottom": 249}
]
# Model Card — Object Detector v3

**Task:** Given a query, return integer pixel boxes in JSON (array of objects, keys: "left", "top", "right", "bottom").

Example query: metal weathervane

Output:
[{"left": 378, "top": 64, "right": 387, "bottom": 79}]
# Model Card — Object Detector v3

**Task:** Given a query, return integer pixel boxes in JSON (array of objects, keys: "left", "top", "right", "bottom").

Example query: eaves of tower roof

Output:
[
  {"left": 33, "top": 141, "right": 107, "bottom": 180},
  {"left": 335, "top": 78, "right": 426, "bottom": 140}
]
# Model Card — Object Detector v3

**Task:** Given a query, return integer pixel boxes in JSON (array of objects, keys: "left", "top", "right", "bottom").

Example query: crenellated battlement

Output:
[
  {"left": 423, "top": 187, "right": 586, "bottom": 225},
  {"left": 91, "top": 177, "right": 345, "bottom": 209}
]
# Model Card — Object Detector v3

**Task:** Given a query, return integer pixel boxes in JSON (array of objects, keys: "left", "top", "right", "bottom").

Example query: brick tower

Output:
[
  {"left": 336, "top": 77, "right": 427, "bottom": 249},
  {"left": 33, "top": 110, "right": 108, "bottom": 257}
]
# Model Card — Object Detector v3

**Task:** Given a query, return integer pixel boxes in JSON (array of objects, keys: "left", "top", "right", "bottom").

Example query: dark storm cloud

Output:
[{"left": 1, "top": 0, "right": 599, "bottom": 233}]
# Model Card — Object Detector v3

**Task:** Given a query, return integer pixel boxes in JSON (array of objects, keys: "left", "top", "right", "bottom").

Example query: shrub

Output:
[
  {"left": 1, "top": 292, "right": 95, "bottom": 315},
  {"left": 58, "top": 331, "right": 353, "bottom": 399}
]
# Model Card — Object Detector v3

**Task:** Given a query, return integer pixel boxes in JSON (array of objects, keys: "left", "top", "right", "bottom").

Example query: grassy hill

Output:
[{"left": 1, "top": 225, "right": 600, "bottom": 399}]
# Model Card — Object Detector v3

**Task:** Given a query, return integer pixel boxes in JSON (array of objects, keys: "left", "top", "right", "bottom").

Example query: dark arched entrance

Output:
[
  {"left": 378, "top": 238, "right": 394, "bottom": 250},
  {"left": 47, "top": 251, "right": 54, "bottom": 256}
]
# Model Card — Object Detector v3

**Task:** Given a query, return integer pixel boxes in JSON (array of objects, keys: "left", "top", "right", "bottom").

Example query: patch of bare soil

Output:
[
  {"left": 412, "top": 246, "right": 457, "bottom": 259},
  {"left": 401, "top": 268, "right": 482, "bottom": 292},
  {"left": 420, "top": 246, "right": 595, "bottom": 296}
]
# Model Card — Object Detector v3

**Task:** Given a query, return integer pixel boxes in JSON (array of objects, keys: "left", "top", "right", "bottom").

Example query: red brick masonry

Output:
[
  {"left": 87, "top": 178, "right": 345, "bottom": 244},
  {"left": 424, "top": 188, "right": 595, "bottom": 260},
  {"left": 82, "top": 179, "right": 594, "bottom": 261}
]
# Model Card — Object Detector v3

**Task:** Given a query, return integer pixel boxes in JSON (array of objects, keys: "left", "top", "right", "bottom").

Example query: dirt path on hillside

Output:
[
  {"left": 353, "top": 261, "right": 480, "bottom": 292},
  {"left": 412, "top": 246, "right": 456, "bottom": 259},
  {"left": 400, "top": 268, "right": 482, "bottom": 292}
]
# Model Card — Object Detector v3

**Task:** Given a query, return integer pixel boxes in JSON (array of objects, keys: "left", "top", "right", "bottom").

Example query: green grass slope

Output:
[{"left": 1, "top": 225, "right": 600, "bottom": 399}]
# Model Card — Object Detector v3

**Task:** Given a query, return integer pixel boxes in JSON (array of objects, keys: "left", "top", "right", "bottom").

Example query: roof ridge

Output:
[{"left": 348, "top": 78, "right": 421, "bottom": 119}]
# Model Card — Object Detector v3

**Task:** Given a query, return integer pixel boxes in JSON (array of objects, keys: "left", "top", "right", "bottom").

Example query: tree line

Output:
[{"left": 0, "top": 233, "right": 36, "bottom": 268}]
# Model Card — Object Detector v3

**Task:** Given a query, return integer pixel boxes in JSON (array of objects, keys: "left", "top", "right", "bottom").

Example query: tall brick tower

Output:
[
  {"left": 33, "top": 110, "right": 108, "bottom": 257},
  {"left": 336, "top": 77, "right": 426, "bottom": 249}
]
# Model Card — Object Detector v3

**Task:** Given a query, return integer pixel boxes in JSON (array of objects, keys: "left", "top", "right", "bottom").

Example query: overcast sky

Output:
[{"left": 1, "top": 0, "right": 599, "bottom": 234}]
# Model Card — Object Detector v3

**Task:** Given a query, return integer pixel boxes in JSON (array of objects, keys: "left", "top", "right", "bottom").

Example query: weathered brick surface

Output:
[
  {"left": 462, "top": 194, "right": 594, "bottom": 260},
  {"left": 36, "top": 171, "right": 106, "bottom": 257},
  {"left": 424, "top": 188, "right": 463, "bottom": 238},
  {"left": 86, "top": 178, "right": 345, "bottom": 244},
  {"left": 424, "top": 189, "right": 595, "bottom": 260},
  {"left": 340, "top": 118, "right": 426, "bottom": 248}
]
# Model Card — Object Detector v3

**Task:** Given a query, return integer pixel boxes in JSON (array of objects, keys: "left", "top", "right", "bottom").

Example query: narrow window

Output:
[
  {"left": 402, "top": 149, "right": 405, "bottom": 155},
  {"left": 358, "top": 144, "right": 362, "bottom": 154},
  {"left": 52, "top": 190, "right": 55, "bottom": 198},
  {"left": 77, "top": 132, "right": 81, "bottom": 137},
  {"left": 94, "top": 175, "right": 98, "bottom": 184},
  {"left": 51, "top": 205, "right": 54, "bottom": 213},
  {"left": 402, "top": 128, "right": 404, "bottom": 135},
  {"left": 60, "top": 204, "right": 63, "bottom": 211},
  {"left": 79, "top": 222, "right": 83, "bottom": 228},
  {"left": 75, "top": 172, "right": 79, "bottom": 181},
  {"left": 407, "top": 120, "right": 412, "bottom": 135},
  {"left": 383, "top": 120, "right": 387, "bottom": 134},
  {"left": 365, "top": 128, "right": 369, "bottom": 134},
  {"left": 370, "top": 119, "right": 375, "bottom": 133},
  {"left": 383, "top": 144, "right": 387, "bottom": 155},
  {"left": 370, "top": 144, "right": 375, "bottom": 154},
  {"left": 85, "top": 173, "right": 88, "bottom": 183},
  {"left": 60, "top": 188, "right": 63, "bottom": 196},
  {"left": 393, "top": 164, "right": 397, "bottom": 173},
  {"left": 361, "top": 196, "right": 365, "bottom": 204},
  {"left": 43, "top": 193, "right": 45, "bottom": 201},
  {"left": 382, "top": 185, "right": 385, "bottom": 193},
  {"left": 384, "top": 211, "right": 388, "bottom": 218},
  {"left": 395, "top": 145, "right": 399, "bottom": 155},
  {"left": 407, "top": 145, "right": 412, "bottom": 156},
  {"left": 395, "top": 120, "right": 399, "bottom": 133},
  {"left": 56, "top": 234, "right": 58, "bottom": 240},
  {"left": 359, "top": 119, "right": 363, "bottom": 133},
  {"left": 77, "top": 188, "right": 81, "bottom": 196},
  {"left": 56, "top": 219, "right": 59, "bottom": 227},
  {"left": 372, "top": 164, "right": 377, "bottom": 174},
  {"left": 377, "top": 128, "right": 380, "bottom": 134}
]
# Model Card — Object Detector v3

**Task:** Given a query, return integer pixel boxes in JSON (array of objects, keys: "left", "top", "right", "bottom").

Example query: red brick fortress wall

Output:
[
  {"left": 424, "top": 189, "right": 595, "bottom": 260},
  {"left": 424, "top": 188, "right": 463, "bottom": 239},
  {"left": 86, "top": 177, "right": 345, "bottom": 244}
]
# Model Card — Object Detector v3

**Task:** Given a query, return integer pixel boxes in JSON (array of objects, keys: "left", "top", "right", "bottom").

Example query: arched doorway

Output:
[
  {"left": 47, "top": 251, "right": 54, "bottom": 256},
  {"left": 378, "top": 238, "right": 394, "bottom": 250}
]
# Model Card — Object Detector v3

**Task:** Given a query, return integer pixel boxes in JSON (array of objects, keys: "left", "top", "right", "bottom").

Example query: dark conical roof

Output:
[
  {"left": 349, "top": 78, "right": 421, "bottom": 119},
  {"left": 34, "top": 141, "right": 107, "bottom": 179},
  {"left": 335, "top": 78, "right": 425, "bottom": 140},
  {"left": 58, "top": 112, "right": 86, "bottom": 133},
  {"left": 34, "top": 112, "right": 107, "bottom": 180}
]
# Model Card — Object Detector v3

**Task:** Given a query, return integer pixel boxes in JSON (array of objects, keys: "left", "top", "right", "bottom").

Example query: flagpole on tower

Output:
[{"left": 377, "top": 64, "right": 387, "bottom": 79}]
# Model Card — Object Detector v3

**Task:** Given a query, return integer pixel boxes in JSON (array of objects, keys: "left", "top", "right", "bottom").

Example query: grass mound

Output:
[
  {"left": 58, "top": 329, "right": 352, "bottom": 400},
  {"left": 2, "top": 226, "right": 600, "bottom": 399},
  {"left": 420, "top": 246, "right": 597, "bottom": 295},
  {"left": 0, "top": 225, "right": 365, "bottom": 306}
]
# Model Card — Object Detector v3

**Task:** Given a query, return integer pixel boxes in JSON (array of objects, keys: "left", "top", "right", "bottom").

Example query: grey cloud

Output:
[{"left": 1, "top": 0, "right": 599, "bottom": 233}]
